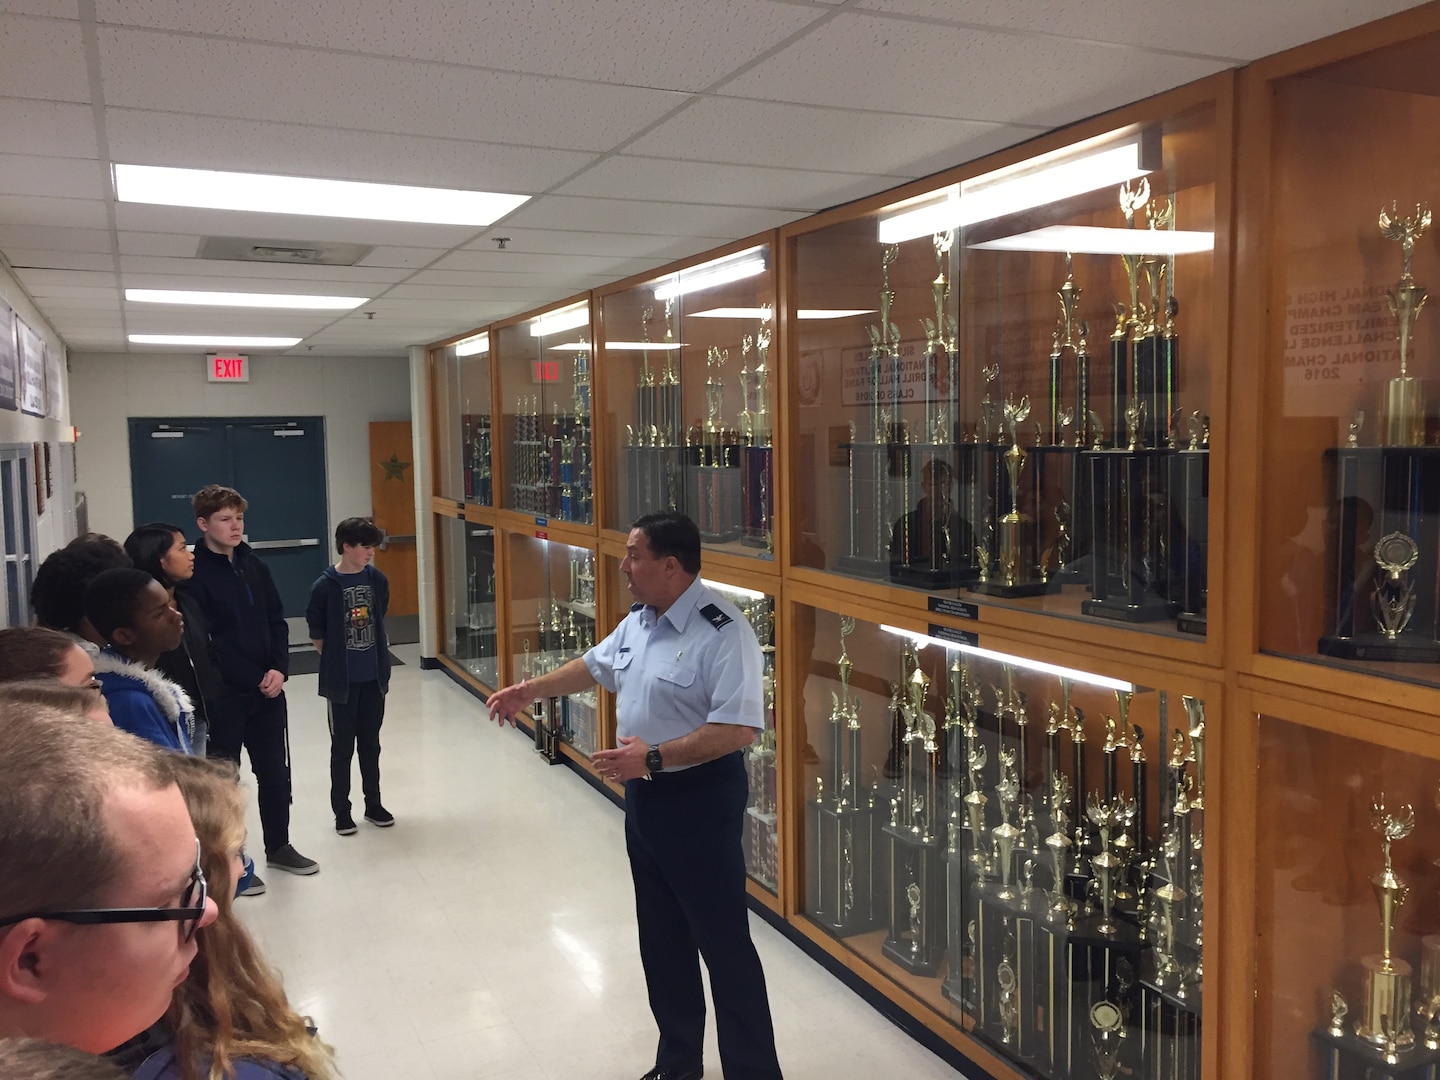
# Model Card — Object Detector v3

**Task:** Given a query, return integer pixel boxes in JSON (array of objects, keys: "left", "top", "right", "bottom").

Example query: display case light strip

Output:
[
  {"left": 454, "top": 333, "right": 488, "bottom": 356},
  {"left": 705, "top": 579, "right": 767, "bottom": 601},
  {"left": 877, "top": 127, "right": 1159, "bottom": 243},
  {"left": 686, "top": 306, "right": 874, "bottom": 320},
  {"left": 969, "top": 224, "right": 1213, "bottom": 256},
  {"left": 878, "top": 624, "right": 1135, "bottom": 693},
  {"left": 652, "top": 249, "right": 766, "bottom": 301},
  {"left": 556, "top": 341, "right": 682, "bottom": 351},
  {"left": 529, "top": 304, "right": 589, "bottom": 337}
]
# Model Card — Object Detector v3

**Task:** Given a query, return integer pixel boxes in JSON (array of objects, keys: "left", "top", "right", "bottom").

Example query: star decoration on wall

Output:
[{"left": 380, "top": 452, "right": 411, "bottom": 482}]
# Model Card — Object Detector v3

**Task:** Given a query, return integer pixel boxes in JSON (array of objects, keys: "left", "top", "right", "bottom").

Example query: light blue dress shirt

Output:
[{"left": 584, "top": 576, "right": 764, "bottom": 767}]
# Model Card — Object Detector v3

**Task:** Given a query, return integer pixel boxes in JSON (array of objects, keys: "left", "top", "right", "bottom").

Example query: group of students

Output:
[{"left": 0, "top": 483, "right": 397, "bottom": 1077}]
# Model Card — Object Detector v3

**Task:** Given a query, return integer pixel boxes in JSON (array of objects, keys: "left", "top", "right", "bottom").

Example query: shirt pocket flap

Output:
[
  {"left": 613, "top": 651, "right": 635, "bottom": 670},
  {"left": 656, "top": 664, "right": 696, "bottom": 688}
]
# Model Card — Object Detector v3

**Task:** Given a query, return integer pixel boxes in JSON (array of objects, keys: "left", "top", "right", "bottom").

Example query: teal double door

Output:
[{"left": 128, "top": 416, "right": 328, "bottom": 619}]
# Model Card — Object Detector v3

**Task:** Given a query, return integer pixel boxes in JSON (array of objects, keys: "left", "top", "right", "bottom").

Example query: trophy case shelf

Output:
[
  {"left": 495, "top": 298, "right": 595, "bottom": 526},
  {"left": 785, "top": 592, "right": 1212, "bottom": 1080},
  {"left": 783, "top": 84, "right": 1223, "bottom": 650},
  {"left": 1242, "top": 15, "right": 1440, "bottom": 697},
  {"left": 597, "top": 241, "right": 778, "bottom": 559}
]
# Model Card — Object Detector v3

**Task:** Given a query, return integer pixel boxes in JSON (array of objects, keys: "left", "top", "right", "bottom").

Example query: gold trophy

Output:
[
  {"left": 1000, "top": 396, "right": 1033, "bottom": 587},
  {"left": 1356, "top": 794, "right": 1416, "bottom": 1051},
  {"left": 1379, "top": 202, "right": 1430, "bottom": 447}
]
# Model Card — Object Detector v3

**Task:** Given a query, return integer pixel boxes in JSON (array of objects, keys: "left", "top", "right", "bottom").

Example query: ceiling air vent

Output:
[{"left": 197, "top": 237, "right": 374, "bottom": 266}]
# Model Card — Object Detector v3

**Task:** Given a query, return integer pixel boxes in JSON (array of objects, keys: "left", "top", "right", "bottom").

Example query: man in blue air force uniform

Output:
[{"left": 488, "top": 512, "right": 783, "bottom": 1080}]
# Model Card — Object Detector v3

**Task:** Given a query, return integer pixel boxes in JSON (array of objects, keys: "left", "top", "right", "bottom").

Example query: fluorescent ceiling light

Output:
[
  {"left": 129, "top": 334, "right": 301, "bottom": 348},
  {"left": 583, "top": 342, "right": 684, "bottom": 351},
  {"left": 877, "top": 128, "right": 1159, "bottom": 243},
  {"left": 970, "top": 225, "right": 1213, "bottom": 256},
  {"left": 454, "top": 334, "right": 488, "bottom": 357},
  {"left": 114, "top": 163, "right": 530, "bottom": 227},
  {"left": 530, "top": 304, "right": 589, "bottom": 338},
  {"left": 879, "top": 624, "right": 1137, "bottom": 692},
  {"left": 686, "top": 306, "right": 874, "bottom": 320},
  {"left": 652, "top": 248, "right": 766, "bottom": 301},
  {"left": 125, "top": 288, "right": 367, "bottom": 310}
]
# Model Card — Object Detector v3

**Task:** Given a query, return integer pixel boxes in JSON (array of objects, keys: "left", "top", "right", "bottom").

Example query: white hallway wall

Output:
[{"left": 68, "top": 352, "right": 412, "bottom": 541}]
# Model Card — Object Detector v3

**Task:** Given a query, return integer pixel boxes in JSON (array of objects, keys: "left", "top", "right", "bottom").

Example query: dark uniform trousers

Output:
[
  {"left": 208, "top": 690, "right": 293, "bottom": 855},
  {"left": 327, "top": 680, "right": 385, "bottom": 817},
  {"left": 625, "top": 751, "right": 784, "bottom": 1080}
]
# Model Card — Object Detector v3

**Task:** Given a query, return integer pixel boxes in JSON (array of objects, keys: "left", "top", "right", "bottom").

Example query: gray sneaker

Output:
[{"left": 266, "top": 844, "right": 319, "bottom": 876}]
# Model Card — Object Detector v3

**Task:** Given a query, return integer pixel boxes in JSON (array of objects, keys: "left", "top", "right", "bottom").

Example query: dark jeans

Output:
[
  {"left": 209, "top": 691, "right": 292, "bottom": 855},
  {"left": 328, "top": 681, "right": 385, "bottom": 817},
  {"left": 625, "top": 752, "right": 783, "bottom": 1080}
]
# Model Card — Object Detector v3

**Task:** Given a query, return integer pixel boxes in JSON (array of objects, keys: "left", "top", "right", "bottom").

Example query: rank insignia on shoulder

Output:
[{"left": 699, "top": 603, "right": 733, "bottom": 630}]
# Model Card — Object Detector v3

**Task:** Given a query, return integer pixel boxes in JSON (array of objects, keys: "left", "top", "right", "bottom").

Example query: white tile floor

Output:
[{"left": 237, "top": 645, "right": 964, "bottom": 1080}]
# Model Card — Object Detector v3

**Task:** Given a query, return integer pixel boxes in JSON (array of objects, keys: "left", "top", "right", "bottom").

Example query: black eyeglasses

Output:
[{"left": 0, "top": 839, "right": 208, "bottom": 943}]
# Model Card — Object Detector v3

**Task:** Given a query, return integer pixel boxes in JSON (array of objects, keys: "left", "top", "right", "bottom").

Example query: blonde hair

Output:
[
  {"left": 167, "top": 757, "right": 335, "bottom": 1080},
  {"left": 0, "top": 704, "right": 174, "bottom": 918}
]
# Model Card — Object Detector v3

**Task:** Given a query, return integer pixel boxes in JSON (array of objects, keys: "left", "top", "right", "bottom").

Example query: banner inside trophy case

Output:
[
  {"left": 599, "top": 244, "right": 777, "bottom": 557},
  {"left": 1255, "top": 715, "right": 1440, "bottom": 1080},
  {"left": 508, "top": 533, "right": 599, "bottom": 756},
  {"left": 789, "top": 103, "right": 1217, "bottom": 640},
  {"left": 1255, "top": 33, "right": 1440, "bottom": 691},
  {"left": 437, "top": 514, "right": 499, "bottom": 689},
  {"left": 496, "top": 302, "right": 594, "bottom": 524},
  {"left": 795, "top": 604, "right": 1208, "bottom": 1080},
  {"left": 455, "top": 332, "right": 494, "bottom": 506}
]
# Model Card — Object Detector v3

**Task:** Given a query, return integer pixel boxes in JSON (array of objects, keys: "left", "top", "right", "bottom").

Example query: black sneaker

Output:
[
  {"left": 364, "top": 805, "right": 395, "bottom": 828},
  {"left": 335, "top": 814, "right": 358, "bottom": 836},
  {"left": 266, "top": 844, "right": 320, "bottom": 875},
  {"left": 238, "top": 872, "right": 267, "bottom": 897}
]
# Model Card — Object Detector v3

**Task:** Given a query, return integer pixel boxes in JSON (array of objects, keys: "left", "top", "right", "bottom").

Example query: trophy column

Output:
[
  {"left": 740, "top": 316, "right": 775, "bottom": 551},
  {"left": 1168, "top": 414, "right": 1210, "bottom": 635},
  {"left": 810, "top": 617, "right": 882, "bottom": 936}
]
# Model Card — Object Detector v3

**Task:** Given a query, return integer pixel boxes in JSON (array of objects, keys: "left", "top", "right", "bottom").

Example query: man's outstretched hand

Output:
[{"left": 486, "top": 681, "right": 534, "bottom": 727}]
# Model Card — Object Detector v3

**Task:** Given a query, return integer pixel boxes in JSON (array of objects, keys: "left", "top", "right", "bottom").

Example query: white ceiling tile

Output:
[
  {"left": 0, "top": 15, "right": 89, "bottom": 101},
  {"left": 384, "top": 281, "right": 583, "bottom": 301},
  {"left": 626, "top": 95, "right": 1038, "bottom": 176},
  {"left": 852, "top": 0, "right": 1425, "bottom": 62},
  {"left": 97, "top": 28, "right": 690, "bottom": 152},
  {"left": 14, "top": 267, "right": 113, "bottom": 288},
  {"left": 717, "top": 12, "right": 1228, "bottom": 127},
  {"left": 118, "top": 264, "right": 398, "bottom": 290},
  {"left": 460, "top": 229, "right": 703, "bottom": 262},
  {"left": 0, "top": 224, "right": 111, "bottom": 251},
  {"left": 0, "top": 153, "right": 106, "bottom": 199},
  {"left": 111, "top": 203, "right": 482, "bottom": 248},
  {"left": 25, "top": 286, "right": 118, "bottom": 301},
  {"left": 428, "top": 249, "right": 667, "bottom": 276},
  {"left": 93, "top": 0, "right": 825, "bottom": 93},
  {"left": 115, "top": 231, "right": 200, "bottom": 257},
  {"left": 104, "top": 109, "right": 596, "bottom": 194},
  {"left": 2, "top": 248, "right": 114, "bottom": 271},
  {"left": 356, "top": 246, "right": 451, "bottom": 270},
  {"left": 0, "top": 1, "right": 81, "bottom": 14},
  {"left": 125, "top": 311, "right": 333, "bottom": 332},
  {"left": 0, "top": 194, "right": 108, "bottom": 228},
  {"left": 0, "top": 99, "right": 97, "bottom": 158},
  {"left": 500, "top": 194, "right": 803, "bottom": 239},
  {"left": 557, "top": 155, "right": 909, "bottom": 211}
]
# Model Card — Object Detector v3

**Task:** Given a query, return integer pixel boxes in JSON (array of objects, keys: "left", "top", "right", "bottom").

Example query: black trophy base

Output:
[
  {"left": 740, "top": 533, "right": 771, "bottom": 549},
  {"left": 880, "top": 935, "right": 943, "bottom": 976},
  {"left": 894, "top": 563, "right": 978, "bottom": 589},
  {"left": 836, "top": 554, "right": 889, "bottom": 580},
  {"left": 698, "top": 527, "right": 744, "bottom": 544},
  {"left": 1314, "top": 1026, "right": 1440, "bottom": 1080},
  {"left": 969, "top": 578, "right": 1052, "bottom": 599},
  {"left": 1318, "top": 634, "right": 1440, "bottom": 663},
  {"left": 1082, "top": 595, "right": 1173, "bottom": 623},
  {"left": 1175, "top": 609, "right": 1208, "bottom": 636}
]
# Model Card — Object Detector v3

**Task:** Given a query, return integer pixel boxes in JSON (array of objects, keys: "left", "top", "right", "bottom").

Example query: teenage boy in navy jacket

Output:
[
  {"left": 183, "top": 484, "right": 318, "bottom": 878},
  {"left": 306, "top": 517, "right": 393, "bottom": 835}
]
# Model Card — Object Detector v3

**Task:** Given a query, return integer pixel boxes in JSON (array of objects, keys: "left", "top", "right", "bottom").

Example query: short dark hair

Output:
[
  {"left": 632, "top": 512, "right": 701, "bottom": 574},
  {"left": 193, "top": 484, "right": 247, "bottom": 519},
  {"left": 335, "top": 516, "right": 383, "bottom": 553},
  {"left": 31, "top": 538, "right": 132, "bottom": 632},
  {"left": 124, "top": 523, "right": 187, "bottom": 587},
  {"left": 83, "top": 568, "right": 160, "bottom": 642},
  {"left": 0, "top": 626, "right": 81, "bottom": 682}
]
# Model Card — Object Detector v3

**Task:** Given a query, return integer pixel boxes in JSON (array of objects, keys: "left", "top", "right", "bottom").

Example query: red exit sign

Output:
[
  {"left": 207, "top": 353, "right": 249, "bottom": 382},
  {"left": 531, "top": 360, "right": 560, "bottom": 383}
]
